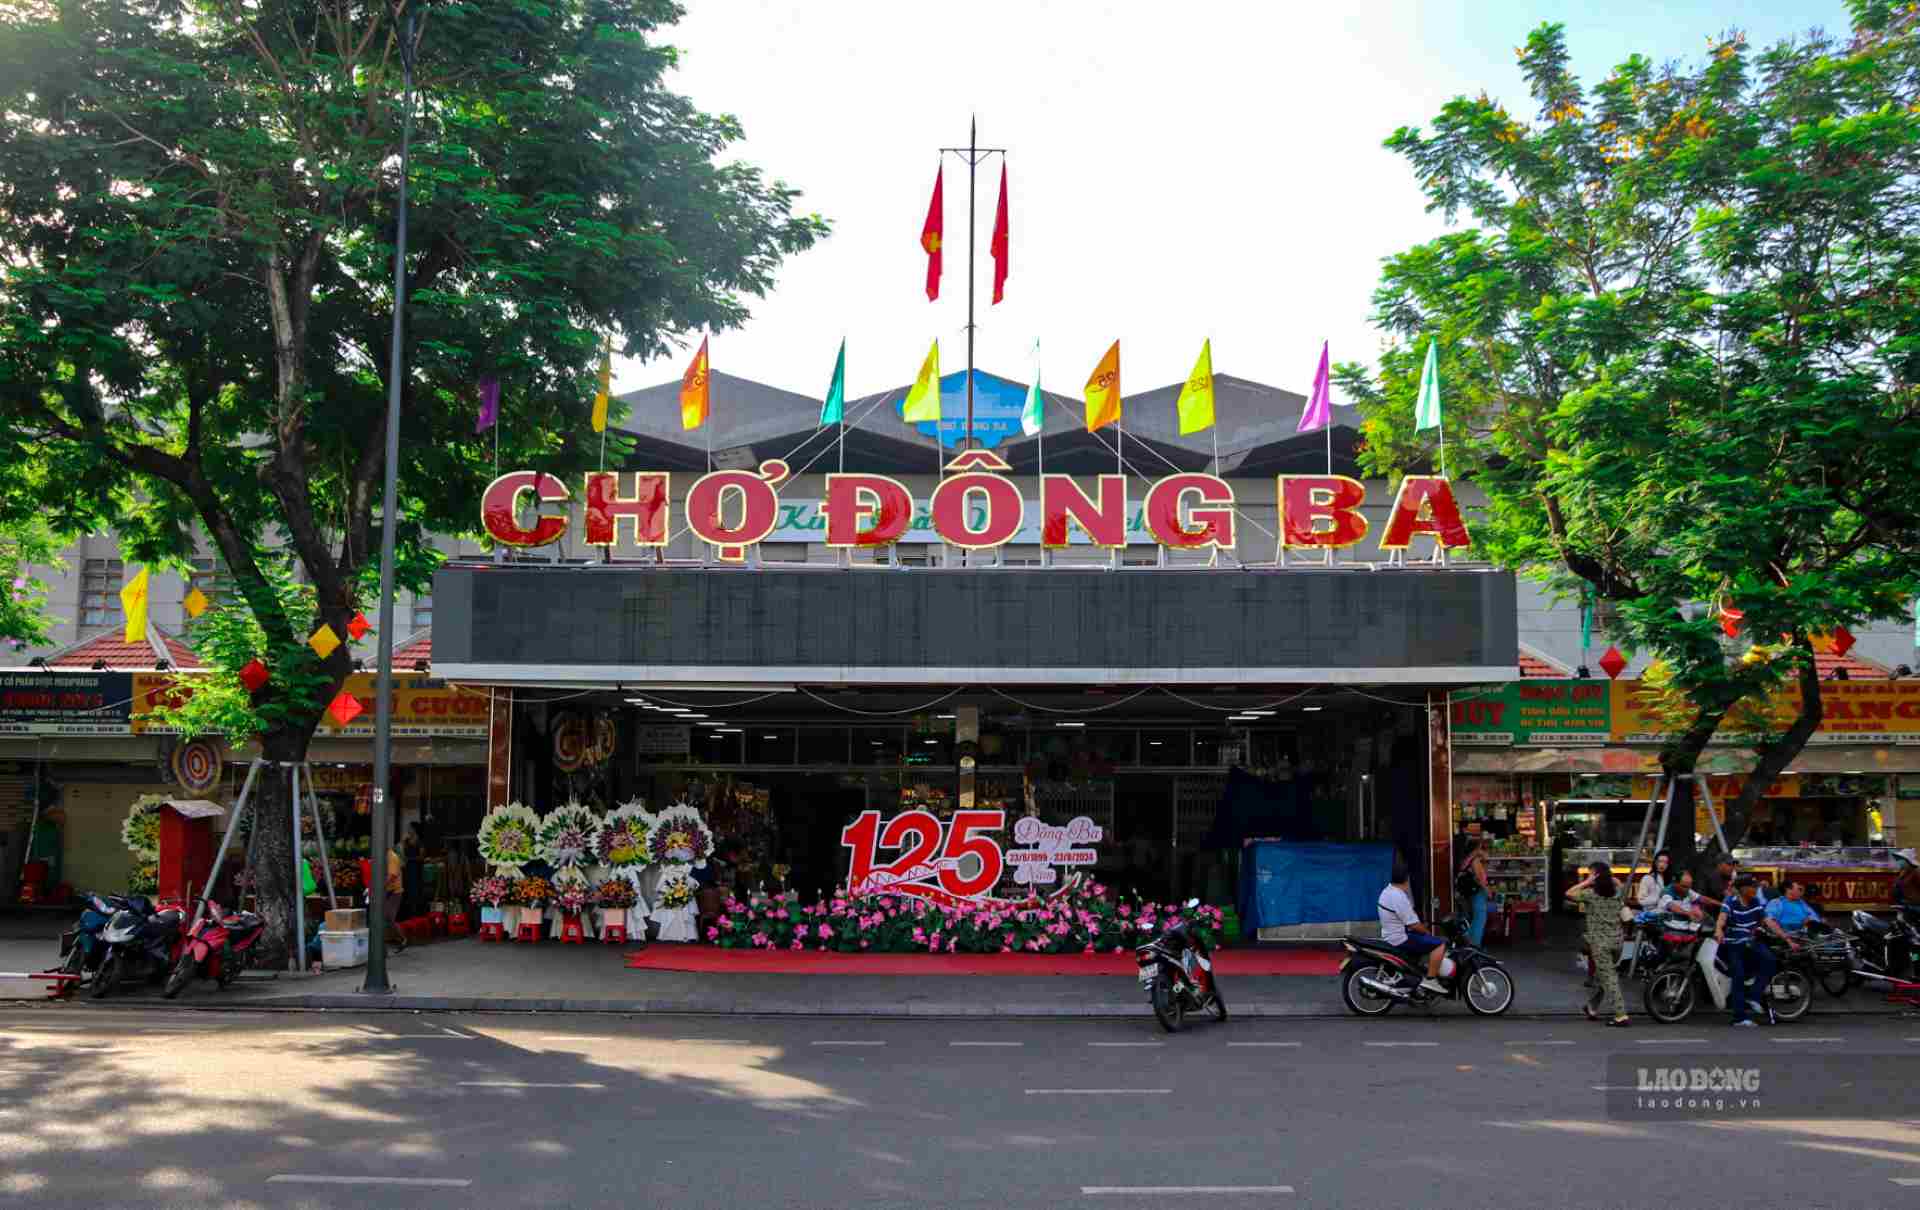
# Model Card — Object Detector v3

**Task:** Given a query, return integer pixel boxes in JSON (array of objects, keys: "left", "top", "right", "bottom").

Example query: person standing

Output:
[
  {"left": 1457, "top": 837, "right": 1491, "bottom": 946},
  {"left": 1566, "top": 860, "right": 1630, "bottom": 1026},
  {"left": 1715, "top": 875, "right": 1796, "bottom": 1027}
]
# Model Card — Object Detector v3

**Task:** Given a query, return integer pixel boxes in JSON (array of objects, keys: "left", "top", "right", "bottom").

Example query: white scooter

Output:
[{"left": 1644, "top": 922, "right": 1811, "bottom": 1023}]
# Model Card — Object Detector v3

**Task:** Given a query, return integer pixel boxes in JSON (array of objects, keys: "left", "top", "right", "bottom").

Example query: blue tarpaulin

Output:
[{"left": 1240, "top": 842, "right": 1396, "bottom": 929}]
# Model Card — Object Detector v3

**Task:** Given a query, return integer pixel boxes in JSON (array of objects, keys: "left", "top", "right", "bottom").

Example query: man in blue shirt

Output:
[
  {"left": 1765, "top": 879, "right": 1822, "bottom": 933},
  {"left": 1714, "top": 875, "right": 1799, "bottom": 1027}
]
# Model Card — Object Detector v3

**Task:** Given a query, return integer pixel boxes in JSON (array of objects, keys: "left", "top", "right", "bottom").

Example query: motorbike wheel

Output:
[
  {"left": 1819, "top": 968, "right": 1851, "bottom": 998},
  {"left": 1151, "top": 977, "right": 1184, "bottom": 1033},
  {"left": 1768, "top": 970, "right": 1813, "bottom": 1022},
  {"left": 60, "top": 944, "right": 85, "bottom": 978},
  {"left": 217, "top": 947, "right": 244, "bottom": 990},
  {"left": 1645, "top": 967, "right": 1695, "bottom": 1023},
  {"left": 88, "top": 951, "right": 122, "bottom": 1000},
  {"left": 1206, "top": 983, "right": 1228, "bottom": 1022},
  {"left": 1340, "top": 963, "right": 1396, "bottom": 1017},
  {"left": 1462, "top": 964, "right": 1515, "bottom": 1016},
  {"left": 161, "top": 954, "right": 196, "bottom": 1000}
]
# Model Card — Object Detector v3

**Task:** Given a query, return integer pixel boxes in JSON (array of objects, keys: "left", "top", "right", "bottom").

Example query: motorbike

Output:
[
  {"left": 59, "top": 892, "right": 135, "bottom": 987},
  {"left": 163, "top": 898, "right": 266, "bottom": 998},
  {"left": 1340, "top": 916, "right": 1515, "bottom": 1017},
  {"left": 89, "top": 898, "right": 185, "bottom": 999},
  {"left": 1134, "top": 898, "right": 1226, "bottom": 1032},
  {"left": 1586, "top": 911, "right": 1681, "bottom": 1017},
  {"left": 1643, "top": 926, "right": 1811, "bottom": 1024},
  {"left": 1842, "top": 907, "right": 1920, "bottom": 989}
]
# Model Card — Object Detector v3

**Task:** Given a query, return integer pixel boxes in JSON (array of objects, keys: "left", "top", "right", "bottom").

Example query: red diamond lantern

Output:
[
  {"left": 347, "top": 612, "right": 371, "bottom": 640},
  {"left": 326, "top": 690, "right": 365, "bottom": 728},
  {"left": 239, "top": 658, "right": 270, "bottom": 693},
  {"left": 1718, "top": 602, "right": 1744, "bottom": 638},
  {"left": 1597, "top": 645, "right": 1628, "bottom": 680},
  {"left": 1829, "top": 626, "right": 1856, "bottom": 658}
]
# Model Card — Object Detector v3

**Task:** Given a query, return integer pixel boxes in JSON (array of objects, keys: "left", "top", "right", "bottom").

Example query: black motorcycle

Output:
[
  {"left": 1341, "top": 916, "right": 1515, "bottom": 1017},
  {"left": 1843, "top": 907, "right": 1920, "bottom": 989},
  {"left": 1134, "top": 899, "right": 1226, "bottom": 1033},
  {"left": 89, "top": 900, "right": 185, "bottom": 999},
  {"left": 59, "top": 892, "right": 134, "bottom": 987}
]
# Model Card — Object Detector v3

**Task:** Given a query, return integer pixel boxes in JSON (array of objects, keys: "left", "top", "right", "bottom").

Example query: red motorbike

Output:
[{"left": 162, "top": 899, "right": 266, "bottom": 998}]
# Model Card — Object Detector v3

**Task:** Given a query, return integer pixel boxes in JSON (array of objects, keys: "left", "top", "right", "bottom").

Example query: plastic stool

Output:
[
  {"left": 477, "top": 921, "right": 505, "bottom": 942},
  {"left": 601, "top": 923, "right": 627, "bottom": 944},
  {"left": 558, "top": 914, "right": 586, "bottom": 944}
]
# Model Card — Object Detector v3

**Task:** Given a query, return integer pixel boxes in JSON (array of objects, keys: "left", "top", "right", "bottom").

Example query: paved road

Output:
[{"left": 5, "top": 1007, "right": 1920, "bottom": 1209}]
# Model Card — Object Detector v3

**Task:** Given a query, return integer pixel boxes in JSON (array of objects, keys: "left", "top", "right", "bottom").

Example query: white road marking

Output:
[
  {"left": 1505, "top": 1040, "right": 1575, "bottom": 1046},
  {"left": 456, "top": 1081, "right": 605, "bottom": 1089},
  {"left": 1227, "top": 1042, "right": 1302, "bottom": 1048},
  {"left": 1026, "top": 1089, "right": 1173, "bottom": 1096},
  {"left": 1769, "top": 1037, "right": 1843, "bottom": 1044},
  {"left": 1082, "top": 1186, "right": 1293, "bottom": 1195},
  {"left": 269, "top": 1175, "right": 471, "bottom": 1188},
  {"left": 1363, "top": 1041, "right": 1438, "bottom": 1048},
  {"left": 810, "top": 1040, "right": 885, "bottom": 1047},
  {"left": 1635, "top": 1038, "right": 1708, "bottom": 1045},
  {"left": 1089, "top": 1041, "right": 1162, "bottom": 1047},
  {"left": 1890, "top": 1178, "right": 1920, "bottom": 1187},
  {"left": 1591, "top": 1085, "right": 1636, "bottom": 1091},
  {"left": 950, "top": 1041, "right": 1025, "bottom": 1047}
]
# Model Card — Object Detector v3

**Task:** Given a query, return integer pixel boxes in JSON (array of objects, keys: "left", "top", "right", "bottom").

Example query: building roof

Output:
[
  {"left": 393, "top": 629, "right": 432, "bottom": 667},
  {"left": 42, "top": 625, "right": 204, "bottom": 671},
  {"left": 1817, "top": 650, "right": 1889, "bottom": 680},
  {"left": 1517, "top": 643, "right": 1572, "bottom": 679}
]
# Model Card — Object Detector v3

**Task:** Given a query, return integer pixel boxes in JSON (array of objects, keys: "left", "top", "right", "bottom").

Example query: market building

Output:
[{"left": 432, "top": 368, "right": 1519, "bottom": 934}]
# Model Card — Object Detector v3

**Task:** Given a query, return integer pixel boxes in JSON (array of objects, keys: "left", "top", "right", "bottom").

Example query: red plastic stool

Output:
[
  {"left": 447, "top": 912, "right": 470, "bottom": 938},
  {"left": 601, "top": 923, "right": 628, "bottom": 944},
  {"left": 558, "top": 913, "right": 586, "bottom": 944},
  {"left": 477, "top": 921, "right": 505, "bottom": 942},
  {"left": 515, "top": 916, "right": 543, "bottom": 942}
]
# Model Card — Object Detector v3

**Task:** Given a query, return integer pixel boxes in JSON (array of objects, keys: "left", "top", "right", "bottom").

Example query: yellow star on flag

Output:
[
  {"left": 183, "top": 587, "right": 210, "bottom": 618},
  {"left": 308, "top": 623, "right": 342, "bottom": 660}
]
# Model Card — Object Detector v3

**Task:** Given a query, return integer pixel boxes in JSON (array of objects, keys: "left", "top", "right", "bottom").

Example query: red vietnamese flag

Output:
[
  {"left": 990, "top": 164, "right": 1009, "bottom": 304},
  {"left": 920, "top": 166, "right": 944, "bottom": 301}
]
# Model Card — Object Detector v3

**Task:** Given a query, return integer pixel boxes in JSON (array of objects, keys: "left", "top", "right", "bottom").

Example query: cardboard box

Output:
[{"left": 324, "top": 908, "right": 367, "bottom": 931}]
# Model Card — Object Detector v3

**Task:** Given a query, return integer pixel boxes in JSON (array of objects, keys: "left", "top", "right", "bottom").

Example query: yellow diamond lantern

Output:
[
  {"left": 308, "top": 623, "right": 342, "bottom": 660},
  {"left": 183, "top": 588, "right": 210, "bottom": 618}
]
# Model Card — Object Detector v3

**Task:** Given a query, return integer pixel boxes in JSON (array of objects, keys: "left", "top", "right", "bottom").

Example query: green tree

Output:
[
  {"left": 0, "top": 0, "right": 825, "bottom": 959},
  {"left": 1340, "top": 4, "right": 1920, "bottom": 869}
]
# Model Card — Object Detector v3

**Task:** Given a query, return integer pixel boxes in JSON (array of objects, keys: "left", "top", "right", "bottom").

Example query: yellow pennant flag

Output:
[
  {"left": 901, "top": 339, "right": 942, "bottom": 423},
  {"left": 1084, "top": 340, "right": 1121, "bottom": 432},
  {"left": 1176, "top": 339, "right": 1215, "bottom": 435},
  {"left": 590, "top": 340, "right": 613, "bottom": 433},
  {"left": 119, "top": 566, "right": 150, "bottom": 644},
  {"left": 680, "top": 337, "right": 711, "bottom": 431}
]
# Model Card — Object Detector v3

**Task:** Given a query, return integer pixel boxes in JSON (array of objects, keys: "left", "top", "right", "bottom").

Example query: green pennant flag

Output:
[
  {"left": 1021, "top": 339, "right": 1043, "bottom": 437},
  {"left": 820, "top": 338, "right": 846, "bottom": 426},
  {"left": 1414, "top": 338, "right": 1442, "bottom": 432}
]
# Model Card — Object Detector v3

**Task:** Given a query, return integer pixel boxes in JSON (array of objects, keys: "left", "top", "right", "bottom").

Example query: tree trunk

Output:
[
  {"left": 1717, "top": 642, "right": 1824, "bottom": 862},
  {"left": 245, "top": 723, "right": 323, "bottom": 969},
  {"left": 1660, "top": 704, "right": 1731, "bottom": 881}
]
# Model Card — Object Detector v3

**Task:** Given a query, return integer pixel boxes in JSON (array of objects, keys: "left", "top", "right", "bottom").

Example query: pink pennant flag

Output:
[{"left": 1296, "top": 341, "right": 1332, "bottom": 434}]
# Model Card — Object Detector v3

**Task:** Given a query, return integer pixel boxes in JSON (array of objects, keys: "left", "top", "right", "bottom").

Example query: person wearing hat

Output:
[{"left": 1893, "top": 849, "right": 1920, "bottom": 910}]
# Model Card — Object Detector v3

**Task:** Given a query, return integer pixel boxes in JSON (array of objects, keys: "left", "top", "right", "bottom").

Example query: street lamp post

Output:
[{"left": 363, "top": 1, "right": 418, "bottom": 996}]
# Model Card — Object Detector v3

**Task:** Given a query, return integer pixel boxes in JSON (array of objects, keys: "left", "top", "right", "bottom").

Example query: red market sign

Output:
[{"left": 481, "top": 453, "right": 1473, "bottom": 562}]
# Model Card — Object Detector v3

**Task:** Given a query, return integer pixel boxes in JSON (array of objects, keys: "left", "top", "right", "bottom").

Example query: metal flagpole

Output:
[
  {"left": 290, "top": 763, "right": 306, "bottom": 973},
  {"left": 937, "top": 118, "right": 1005, "bottom": 452}
]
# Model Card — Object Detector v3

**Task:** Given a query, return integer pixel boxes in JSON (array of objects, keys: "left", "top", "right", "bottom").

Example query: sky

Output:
[{"left": 620, "top": 0, "right": 1852, "bottom": 407}]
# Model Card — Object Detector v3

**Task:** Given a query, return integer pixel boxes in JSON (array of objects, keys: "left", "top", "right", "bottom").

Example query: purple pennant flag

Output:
[
  {"left": 475, "top": 377, "right": 501, "bottom": 434},
  {"left": 1296, "top": 341, "right": 1332, "bottom": 434}
]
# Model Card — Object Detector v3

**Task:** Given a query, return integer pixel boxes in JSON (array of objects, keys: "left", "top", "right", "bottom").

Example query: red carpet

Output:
[{"left": 623, "top": 945, "right": 1343, "bottom": 977}]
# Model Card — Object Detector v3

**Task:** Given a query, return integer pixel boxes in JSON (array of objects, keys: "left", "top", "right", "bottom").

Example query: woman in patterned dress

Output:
[{"left": 1566, "top": 860, "right": 1630, "bottom": 1026}]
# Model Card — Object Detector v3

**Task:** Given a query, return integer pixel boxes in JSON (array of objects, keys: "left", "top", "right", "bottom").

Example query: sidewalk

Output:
[{"left": 5, "top": 917, "right": 1905, "bottom": 1018}]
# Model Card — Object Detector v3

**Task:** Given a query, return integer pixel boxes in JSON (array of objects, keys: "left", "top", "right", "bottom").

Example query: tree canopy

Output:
[
  {"left": 0, "top": 0, "right": 826, "bottom": 954},
  {"left": 1340, "top": 2, "right": 1920, "bottom": 859}
]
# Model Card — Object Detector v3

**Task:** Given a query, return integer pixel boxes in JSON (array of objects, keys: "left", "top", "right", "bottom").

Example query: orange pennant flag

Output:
[
  {"left": 680, "top": 337, "right": 710, "bottom": 431},
  {"left": 1084, "top": 340, "right": 1121, "bottom": 432}
]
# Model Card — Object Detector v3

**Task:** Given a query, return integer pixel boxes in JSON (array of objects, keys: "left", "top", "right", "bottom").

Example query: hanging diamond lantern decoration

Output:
[
  {"left": 183, "top": 588, "right": 210, "bottom": 619},
  {"left": 346, "top": 612, "right": 371, "bottom": 640},
  {"left": 326, "top": 690, "right": 365, "bottom": 728},
  {"left": 1829, "top": 626, "right": 1856, "bottom": 658},
  {"left": 239, "top": 658, "right": 270, "bottom": 693},
  {"left": 308, "top": 623, "right": 341, "bottom": 660},
  {"left": 1597, "top": 645, "right": 1628, "bottom": 680}
]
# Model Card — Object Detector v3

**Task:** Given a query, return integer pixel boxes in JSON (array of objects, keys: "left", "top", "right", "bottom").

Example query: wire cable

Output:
[{"left": 796, "top": 685, "right": 968, "bottom": 716}]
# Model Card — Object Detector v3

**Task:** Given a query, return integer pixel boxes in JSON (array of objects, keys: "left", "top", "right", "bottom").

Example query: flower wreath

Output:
[
  {"left": 476, "top": 802, "right": 542, "bottom": 875},
  {"left": 596, "top": 800, "right": 655, "bottom": 869},
  {"left": 539, "top": 801, "right": 602, "bottom": 871},
  {"left": 654, "top": 866, "right": 698, "bottom": 912},
  {"left": 647, "top": 803, "right": 713, "bottom": 869},
  {"left": 121, "top": 794, "right": 168, "bottom": 861}
]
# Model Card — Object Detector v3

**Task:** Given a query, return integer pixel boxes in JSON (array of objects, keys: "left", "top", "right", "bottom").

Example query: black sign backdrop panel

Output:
[{"left": 433, "top": 566, "right": 1516, "bottom": 686}]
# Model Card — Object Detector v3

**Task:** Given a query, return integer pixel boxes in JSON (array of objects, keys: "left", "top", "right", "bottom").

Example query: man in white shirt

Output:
[{"left": 1379, "top": 856, "right": 1447, "bottom": 993}]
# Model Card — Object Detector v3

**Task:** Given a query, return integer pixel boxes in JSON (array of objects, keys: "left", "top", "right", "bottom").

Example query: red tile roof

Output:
[
  {"left": 1517, "top": 644, "right": 1572, "bottom": 679},
  {"left": 47, "top": 629, "right": 203, "bottom": 670},
  {"left": 1816, "top": 650, "right": 1888, "bottom": 679},
  {"left": 393, "top": 630, "right": 431, "bottom": 665}
]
